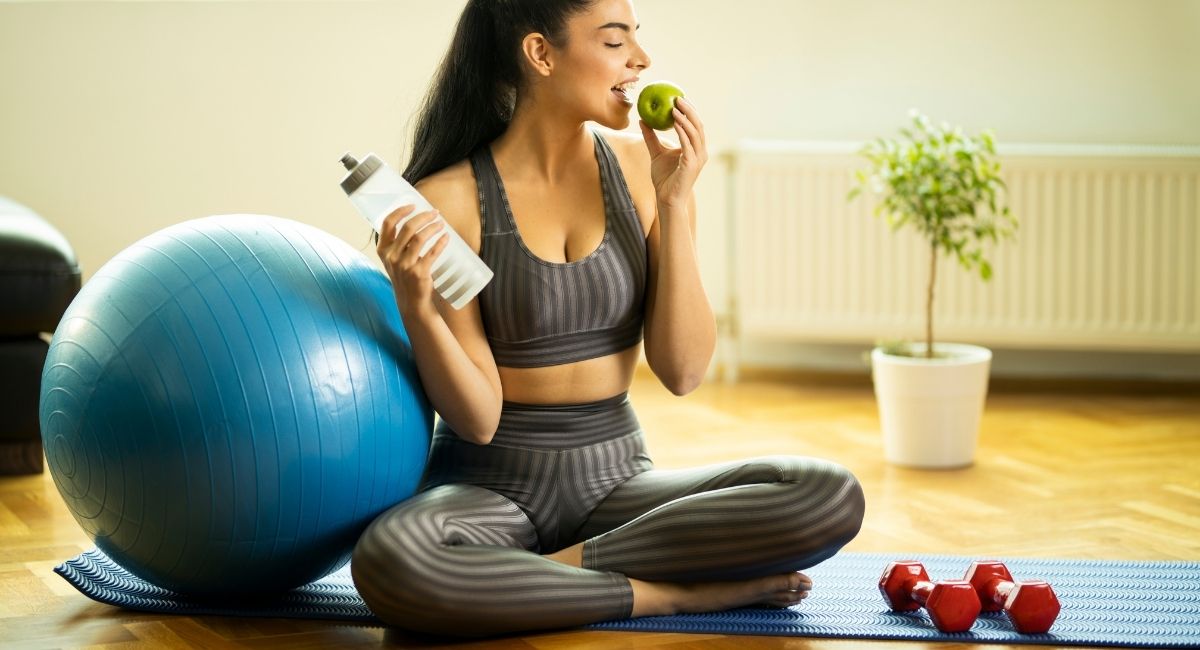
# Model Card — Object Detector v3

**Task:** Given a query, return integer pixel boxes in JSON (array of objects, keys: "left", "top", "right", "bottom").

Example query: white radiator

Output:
[{"left": 720, "top": 142, "right": 1200, "bottom": 378}]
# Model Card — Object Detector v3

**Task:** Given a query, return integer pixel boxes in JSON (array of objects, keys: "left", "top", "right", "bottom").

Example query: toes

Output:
[
  {"left": 762, "top": 591, "right": 806, "bottom": 608},
  {"left": 784, "top": 572, "right": 814, "bottom": 591},
  {"left": 763, "top": 597, "right": 801, "bottom": 611}
]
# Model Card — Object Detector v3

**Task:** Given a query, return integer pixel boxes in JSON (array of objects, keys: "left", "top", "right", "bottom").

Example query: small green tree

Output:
[{"left": 848, "top": 110, "right": 1018, "bottom": 359}]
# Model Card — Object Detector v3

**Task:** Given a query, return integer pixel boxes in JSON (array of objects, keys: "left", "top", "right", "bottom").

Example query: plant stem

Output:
[{"left": 927, "top": 239, "right": 936, "bottom": 359}]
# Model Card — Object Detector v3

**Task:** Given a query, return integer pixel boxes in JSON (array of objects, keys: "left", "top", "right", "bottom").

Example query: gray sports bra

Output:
[{"left": 468, "top": 131, "right": 647, "bottom": 368}]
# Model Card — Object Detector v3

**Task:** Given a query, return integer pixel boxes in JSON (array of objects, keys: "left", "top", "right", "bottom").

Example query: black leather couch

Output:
[{"left": 0, "top": 197, "right": 80, "bottom": 474}]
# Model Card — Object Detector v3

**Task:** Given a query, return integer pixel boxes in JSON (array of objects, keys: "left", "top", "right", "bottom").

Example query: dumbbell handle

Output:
[
  {"left": 977, "top": 576, "right": 1017, "bottom": 610},
  {"left": 882, "top": 564, "right": 982, "bottom": 633},
  {"left": 970, "top": 572, "right": 1061, "bottom": 633},
  {"left": 897, "top": 577, "right": 982, "bottom": 633},
  {"left": 974, "top": 580, "right": 1012, "bottom": 606},
  {"left": 904, "top": 578, "right": 937, "bottom": 607}
]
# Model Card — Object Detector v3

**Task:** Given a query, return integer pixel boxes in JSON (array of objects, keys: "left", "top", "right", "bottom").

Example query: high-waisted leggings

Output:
[{"left": 351, "top": 393, "right": 866, "bottom": 637}]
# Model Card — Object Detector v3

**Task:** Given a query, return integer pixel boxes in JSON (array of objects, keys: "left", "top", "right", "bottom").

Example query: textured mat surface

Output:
[{"left": 57, "top": 549, "right": 1200, "bottom": 647}]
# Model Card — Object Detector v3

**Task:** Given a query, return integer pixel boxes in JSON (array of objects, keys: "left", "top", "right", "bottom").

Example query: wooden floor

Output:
[{"left": 2, "top": 367, "right": 1197, "bottom": 649}]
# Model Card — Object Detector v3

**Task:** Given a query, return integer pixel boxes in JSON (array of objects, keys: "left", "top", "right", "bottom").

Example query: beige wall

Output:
[{"left": 3, "top": 0, "right": 1197, "bottom": 376}]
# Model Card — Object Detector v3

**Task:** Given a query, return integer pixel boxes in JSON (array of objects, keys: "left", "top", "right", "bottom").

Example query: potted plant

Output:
[{"left": 848, "top": 110, "right": 1018, "bottom": 468}]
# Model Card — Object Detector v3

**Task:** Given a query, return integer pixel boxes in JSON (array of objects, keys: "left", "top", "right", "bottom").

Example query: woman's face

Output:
[{"left": 543, "top": 0, "right": 652, "bottom": 130}]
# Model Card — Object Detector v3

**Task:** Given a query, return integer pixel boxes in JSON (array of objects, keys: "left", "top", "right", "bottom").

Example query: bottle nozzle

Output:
[{"left": 339, "top": 151, "right": 382, "bottom": 195}]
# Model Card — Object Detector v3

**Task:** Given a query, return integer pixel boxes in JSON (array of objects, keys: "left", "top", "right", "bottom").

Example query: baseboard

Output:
[
  {"left": 698, "top": 365, "right": 1200, "bottom": 396},
  {"left": 724, "top": 341, "right": 1200, "bottom": 382}
]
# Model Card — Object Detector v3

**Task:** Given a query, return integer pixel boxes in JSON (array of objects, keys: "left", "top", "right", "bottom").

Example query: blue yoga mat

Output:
[{"left": 56, "top": 549, "right": 1200, "bottom": 647}]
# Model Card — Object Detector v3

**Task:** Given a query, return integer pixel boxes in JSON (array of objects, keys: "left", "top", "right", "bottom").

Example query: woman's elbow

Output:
[
  {"left": 462, "top": 430, "right": 496, "bottom": 445},
  {"left": 647, "top": 345, "right": 713, "bottom": 396},
  {"left": 665, "top": 378, "right": 698, "bottom": 396},
  {"left": 438, "top": 409, "right": 500, "bottom": 445},
  {"left": 449, "top": 423, "right": 497, "bottom": 445},
  {"left": 654, "top": 363, "right": 707, "bottom": 396}
]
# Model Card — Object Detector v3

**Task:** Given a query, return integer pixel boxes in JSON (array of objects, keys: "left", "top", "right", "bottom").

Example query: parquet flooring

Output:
[{"left": 2, "top": 367, "right": 1197, "bottom": 649}]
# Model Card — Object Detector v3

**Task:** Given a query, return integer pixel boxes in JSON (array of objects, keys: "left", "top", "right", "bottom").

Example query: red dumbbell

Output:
[
  {"left": 965, "top": 561, "right": 1061, "bottom": 634},
  {"left": 879, "top": 561, "right": 982, "bottom": 633}
]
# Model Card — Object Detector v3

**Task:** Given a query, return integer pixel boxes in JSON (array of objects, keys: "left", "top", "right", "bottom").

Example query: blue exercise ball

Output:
[{"left": 40, "top": 214, "right": 432, "bottom": 596}]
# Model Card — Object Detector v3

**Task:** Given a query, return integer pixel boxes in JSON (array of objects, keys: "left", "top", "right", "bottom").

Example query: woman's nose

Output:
[{"left": 631, "top": 45, "right": 651, "bottom": 70}]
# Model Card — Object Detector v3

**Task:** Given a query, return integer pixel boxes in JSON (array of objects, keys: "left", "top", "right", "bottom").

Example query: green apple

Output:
[{"left": 637, "top": 81, "right": 686, "bottom": 131}]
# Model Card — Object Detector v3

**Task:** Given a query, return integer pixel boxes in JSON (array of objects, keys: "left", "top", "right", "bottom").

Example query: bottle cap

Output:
[{"left": 339, "top": 152, "right": 384, "bottom": 195}]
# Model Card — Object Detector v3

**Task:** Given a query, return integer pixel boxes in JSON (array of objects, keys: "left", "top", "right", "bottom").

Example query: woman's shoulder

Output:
[
  {"left": 593, "top": 126, "right": 656, "bottom": 230},
  {"left": 593, "top": 126, "right": 649, "bottom": 167},
  {"left": 414, "top": 158, "right": 482, "bottom": 244},
  {"left": 414, "top": 158, "right": 476, "bottom": 209}
]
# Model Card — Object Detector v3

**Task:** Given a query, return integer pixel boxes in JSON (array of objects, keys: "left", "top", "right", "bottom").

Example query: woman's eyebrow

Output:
[{"left": 597, "top": 22, "right": 639, "bottom": 32}]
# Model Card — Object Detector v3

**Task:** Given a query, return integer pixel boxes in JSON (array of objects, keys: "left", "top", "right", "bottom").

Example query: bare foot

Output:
[{"left": 630, "top": 572, "right": 813, "bottom": 617}]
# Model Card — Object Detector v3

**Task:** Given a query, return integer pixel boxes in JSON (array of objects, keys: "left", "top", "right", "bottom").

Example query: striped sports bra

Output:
[{"left": 468, "top": 131, "right": 647, "bottom": 368}]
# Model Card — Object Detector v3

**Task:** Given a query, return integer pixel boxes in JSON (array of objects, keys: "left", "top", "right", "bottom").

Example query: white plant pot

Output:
[{"left": 871, "top": 342, "right": 992, "bottom": 469}]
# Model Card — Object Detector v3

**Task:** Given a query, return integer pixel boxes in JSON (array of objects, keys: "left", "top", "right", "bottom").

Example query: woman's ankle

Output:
[{"left": 629, "top": 578, "right": 679, "bottom": 617}]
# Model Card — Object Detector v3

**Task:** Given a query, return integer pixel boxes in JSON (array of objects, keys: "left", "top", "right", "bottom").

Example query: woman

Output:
[{"left": 351, "top": 0, "right": 865, "bottom": 637}]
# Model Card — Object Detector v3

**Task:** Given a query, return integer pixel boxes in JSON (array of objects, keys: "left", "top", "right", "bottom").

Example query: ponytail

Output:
[{"left": 402, "top": 0, "right": 596, "bottom": 184}]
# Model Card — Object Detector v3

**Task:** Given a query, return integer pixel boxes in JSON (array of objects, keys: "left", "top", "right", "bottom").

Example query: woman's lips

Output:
[{"left": 612, "top": 87, "right": 633, "bottom": 105}]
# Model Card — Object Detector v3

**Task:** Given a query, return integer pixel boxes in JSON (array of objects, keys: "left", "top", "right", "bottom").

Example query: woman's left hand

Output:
[{"left": 640, "top": 97, "right": 707, "bottom": 211}]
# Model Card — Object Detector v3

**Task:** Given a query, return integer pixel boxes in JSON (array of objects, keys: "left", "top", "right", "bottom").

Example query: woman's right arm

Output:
[{"left": 376, "top": 170, "right": 502, "bottom": 444}]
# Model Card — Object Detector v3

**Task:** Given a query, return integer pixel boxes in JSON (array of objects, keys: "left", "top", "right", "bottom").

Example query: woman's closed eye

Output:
[{"left": 605, "top": 42, "right": 624, "bottom": 48}]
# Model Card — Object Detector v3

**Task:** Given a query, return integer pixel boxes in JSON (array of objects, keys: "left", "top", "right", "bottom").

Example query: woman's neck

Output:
[{"left": 492, "top": 95, "right": 594, "bottom": 185}]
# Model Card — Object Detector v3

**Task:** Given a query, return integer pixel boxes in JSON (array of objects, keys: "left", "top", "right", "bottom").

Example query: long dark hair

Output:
[{"left": 402, "top": 0, "right": 596, "bottom": 184}]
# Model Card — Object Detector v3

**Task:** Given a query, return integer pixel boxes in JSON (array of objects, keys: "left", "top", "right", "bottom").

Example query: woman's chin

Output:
[{"left": 595, "top": 111, "right": 633, "bottom": 131}]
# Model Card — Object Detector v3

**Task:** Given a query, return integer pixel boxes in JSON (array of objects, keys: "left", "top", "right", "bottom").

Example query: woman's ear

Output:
[{"left": 521, "top": 33, "right": 554, "bottom": 78}]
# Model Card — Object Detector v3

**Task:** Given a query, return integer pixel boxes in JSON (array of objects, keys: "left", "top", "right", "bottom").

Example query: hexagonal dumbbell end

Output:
[
  {"left": 965, "top": 561, "right": 1062, "bottom": 634},
  {"left": 879, "top": 561, "right": 982, "bottom": 633}
]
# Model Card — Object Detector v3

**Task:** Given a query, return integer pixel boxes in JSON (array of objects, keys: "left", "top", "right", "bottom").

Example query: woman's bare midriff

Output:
[{"left": 497, "top": 345, "right": 641, "bottom": 404}]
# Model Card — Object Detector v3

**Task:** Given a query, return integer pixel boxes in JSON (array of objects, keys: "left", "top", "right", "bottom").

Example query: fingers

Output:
[
  {"left": 396, "top": 210, "right": 441, "bottom": 245},
  {"left": 380, "top": 210, "right": 442, "bottom": 269},
  {"left": 676, "top": 97, "right": 705, "bottom": 140},
  {"left": 639, "top": 120, "right": 665, "bottom": 157},
  {"left": 672, "top": 111, "right": 697, "bottom": 163},
  {"left": 376, "top": 204, "right": 417, "bottom": 250},
  {"left": 376, "top": 208, "right": 448, "bottom": 312},
  {"left": 672, "top": 99, "right": 707, "bottom": 165},
  {"left": 398, "top": 217, "right": 446, "bottom": 268},
  {"left": 418, "top": 226, "right": 451, "bottom": 273}
]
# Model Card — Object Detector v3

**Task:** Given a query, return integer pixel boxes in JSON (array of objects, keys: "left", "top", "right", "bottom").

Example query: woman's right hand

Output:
[{"left": 377, "top": 204, "right": 450, "bottom": 320}]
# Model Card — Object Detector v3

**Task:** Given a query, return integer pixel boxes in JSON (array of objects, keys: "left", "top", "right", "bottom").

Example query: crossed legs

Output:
[
  {"left": 550, "top": 455, "right": 865, "bottom": 615},
  {"left": 351, "top": 455, "right": 864, "bottom": 637}
]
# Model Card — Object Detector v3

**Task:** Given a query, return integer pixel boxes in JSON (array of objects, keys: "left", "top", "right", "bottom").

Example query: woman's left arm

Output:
[{"left": 640, "top": 98, "right": 716, "bottom": 396}]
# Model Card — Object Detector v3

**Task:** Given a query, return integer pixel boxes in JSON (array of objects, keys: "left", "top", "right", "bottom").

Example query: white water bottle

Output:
[{"left": 339, "top": 152, "right": 493, "bottom": 310}]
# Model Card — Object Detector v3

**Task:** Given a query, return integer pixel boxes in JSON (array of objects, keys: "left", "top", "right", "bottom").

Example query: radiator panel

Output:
[{"left": 725, "top": 146, "right": 1200, "bottom": 352}]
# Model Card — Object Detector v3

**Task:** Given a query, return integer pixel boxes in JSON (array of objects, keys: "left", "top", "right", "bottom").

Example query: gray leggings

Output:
[{"left": 351, "top": 393, "right": 865, "bottom": 637}]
